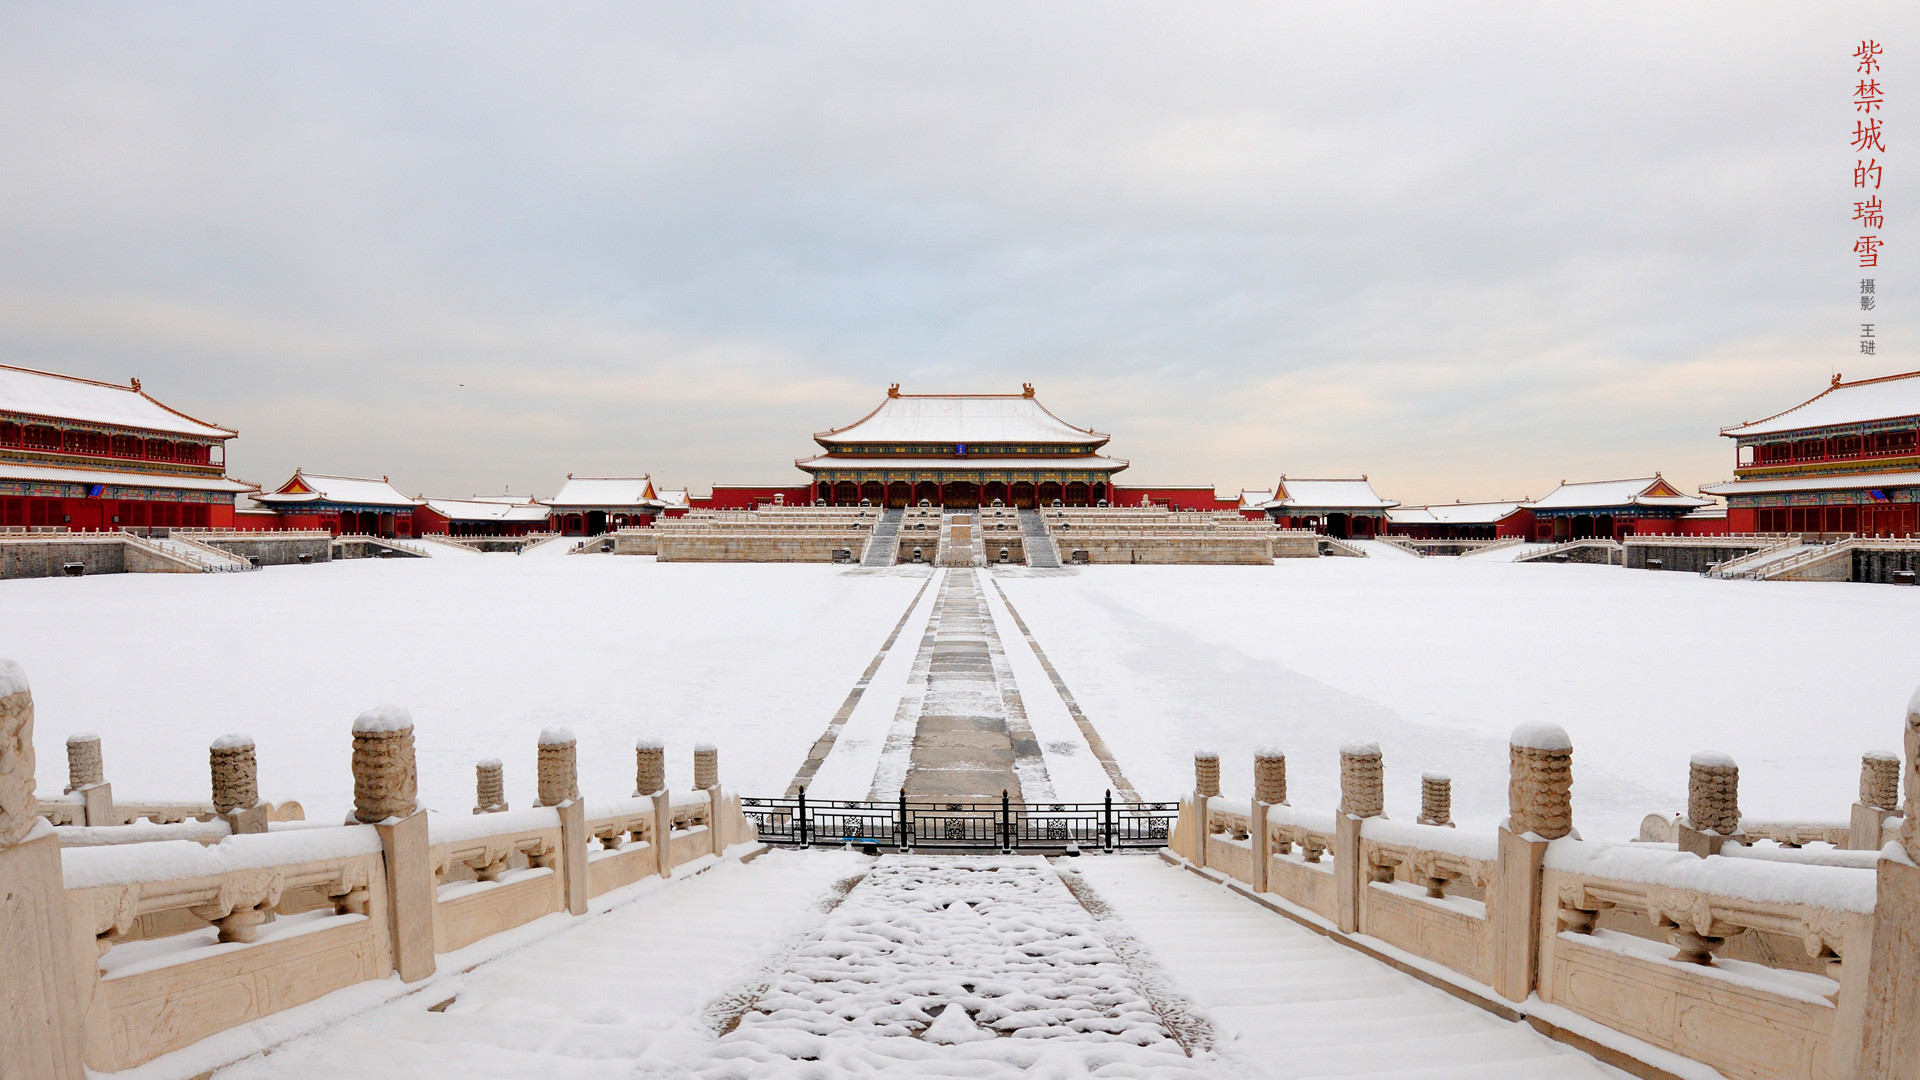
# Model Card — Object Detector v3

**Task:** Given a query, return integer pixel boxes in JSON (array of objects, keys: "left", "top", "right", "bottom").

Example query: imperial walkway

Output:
[{"left": 212, "top": 851, "right": 1626, "bottom": 1080}]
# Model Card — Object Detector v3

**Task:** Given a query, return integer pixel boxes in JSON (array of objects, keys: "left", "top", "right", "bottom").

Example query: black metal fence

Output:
[{"left": 740, "top": 790, "right": 1176, "bottom": 853}]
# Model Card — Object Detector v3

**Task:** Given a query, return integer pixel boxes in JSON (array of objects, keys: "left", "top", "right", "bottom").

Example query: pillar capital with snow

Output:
[
  {"left": 1494, "top": 722, "right": 1572, "bottom": 1002},
  {"left": 351, "top": 706, "right": 434, "bottom": 982}
]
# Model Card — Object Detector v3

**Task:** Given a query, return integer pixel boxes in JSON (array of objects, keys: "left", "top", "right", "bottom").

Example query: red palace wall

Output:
[
  {"left": 695, "top": 485, "right": 816, "bottom": 510},
  {"left": 0, "top": 494, "right": 232, "bottom": 531},
  {"left": 1110, "top": 486, "right": 1236, "bottom": 512}
]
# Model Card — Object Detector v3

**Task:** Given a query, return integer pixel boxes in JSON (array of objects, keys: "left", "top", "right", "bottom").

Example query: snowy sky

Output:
[{"left": 0, "top": 3, "right": 1911, "bottom": 502}]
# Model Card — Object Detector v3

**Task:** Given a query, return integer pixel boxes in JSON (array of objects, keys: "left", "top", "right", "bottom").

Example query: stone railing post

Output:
[
  {"left": 634, "top": 738, "right": 665, "bottom": 796},
  {"left": 1, "top": 662, "right": 87, "bottom": 1078},
  {"left": 351, "top": 706, "right": 433, "bottom": 982},
  {"left": 474, "top": 758, "right": 507, "bottom": 814},
  {"left": 1418, "top": 772, "right": 1453, "bottom": 828},
  {"left": 66, "top": 731, "right": 114, "bottom": 826},
  {"left": 694, "top": 743, "right": 719, "bottom": 791},
  {"left": 1852, "top": 750, "right": 1900, "bottom": 850},
  {"left": 1495, "top": 723, "right": 1571, "bottom": 1003},
  {"left": 653, "top": 787, "right": 675, "bottom": 879},
  {"left": 211, "top": 734, "right": 268, "bottom": 834},
  {"left": 1862, "top": 691, "right": 1920, "bottom": 1078},
  {"left": 537, "top": 728, "right": 588, "bottom": 915},
  {"left": 1185, "top": 750, "right": 1219, "bottom": 870},
  {"left": 1678, "top": 751, "right": 1742, "bottom": 857},
  {"left": 1336, "top": 742, "right": 1383, "bottom": 934},
  {"left": 1251, "top": 749, "right": 1284, "bottom": 894}
]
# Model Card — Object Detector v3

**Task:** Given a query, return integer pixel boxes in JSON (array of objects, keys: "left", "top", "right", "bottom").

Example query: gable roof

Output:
[
  {"left": 0, "top": 364, "right": 235, "bottom": 438},
  {"left": 815, "top": 385, "right": 1107, "bottom": 447},
  {"left": 1723, "top": 371, "right": 1920, "bottom": 438},
  {"left": 256, "top": 471, "right": 418, "bottom": 508},
  {"left": 1526, "top": 476, "right": 1710, "bottom": 511},
  {"left": 545, "top": 475, "right": 663, "bottom": 509},
  {"left": 419, "top": 497, "right": 550, "bottom": 523},
  {"left": 1264, "top": 477, "right": 1397, "bottom": 511}
]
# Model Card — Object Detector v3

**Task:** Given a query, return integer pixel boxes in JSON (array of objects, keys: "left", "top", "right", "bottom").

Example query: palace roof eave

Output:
[
  {"left": 1721, "top": 370, "right": 1920, "bottom": 439},
  {"left": 0, "top": 363, "right": 237, "bottom": 439},
  {"left": 0, "top": 461, "right": 253, "bottom": 493},
  {"left": 1702, "top": 470, "right": 1920, "bottom": 496},
  {"left": 811, "top": 390, "right": 1111, "bottom": 450},
  {"left": 795, "top": 454, "right": 1129, "bottom": 473}
]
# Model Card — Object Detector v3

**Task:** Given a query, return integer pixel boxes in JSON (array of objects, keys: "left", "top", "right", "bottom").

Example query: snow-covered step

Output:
[
  {"left": 1067, "top": 856, "right": 1630, "bottom": 1079},
  {"left": 214, "top": 850, "right": 868, "bottom": 1080}
]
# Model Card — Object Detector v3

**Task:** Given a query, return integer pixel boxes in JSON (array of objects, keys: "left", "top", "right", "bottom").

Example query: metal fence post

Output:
[
  {"left": 898, "top": 788, "right": 909, "bottom": 852},
  {"left": 1104, "top": 789, "right": 1114, "bottom": 853},
  {"left": 1001, "top": 790, "right": 1012, "bottom": 853},
  {"left": 798, "top": 786, "right": 810, "bottom": 849}
]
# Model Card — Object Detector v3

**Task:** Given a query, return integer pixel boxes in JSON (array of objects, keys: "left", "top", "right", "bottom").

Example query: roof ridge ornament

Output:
[
  {"left": 1833, "top": 372, "right": 1845, "bottom": 387},
  {"left": 888, "top": 384, "right": 900, "bottom": 398},
  {"left": 1022, "top": 383, "right": 1035, "bottom": 397},
  {"left": 130, "top": 377, "right": 140, "bottom": 391}
]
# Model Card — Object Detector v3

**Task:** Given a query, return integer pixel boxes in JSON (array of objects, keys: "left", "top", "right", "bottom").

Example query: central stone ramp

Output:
[
  {"left": 689, "top": 855, "right": 1210, "bottom": 1078},
  {"left": 871, "top": 568, "right": 1052, "bottom": 802}
]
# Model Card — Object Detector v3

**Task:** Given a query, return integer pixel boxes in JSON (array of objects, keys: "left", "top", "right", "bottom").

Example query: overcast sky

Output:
[{"left": 0, "top": 3, "right": 1910, "bottom": 503}]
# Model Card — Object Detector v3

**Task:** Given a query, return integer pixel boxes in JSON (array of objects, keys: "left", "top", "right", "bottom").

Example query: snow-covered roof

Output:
[
  {"left": 815, "top": 386, "right": 1107, "bottom": 447},
  {"left": 1388, "top": 501, "right": 1527, "bottom": 526},
  {"left": 656, "top": 487, "right": 690, "bottom": 510},
  {"left": 545, "top": 476, "right": 664, "bottom": 509},
  {"left": 1265, "top": 478, "right": 1397, "bottom": 511},
  {"left": 256, "top": 471, "right": 419, "bottom": 508},
  {"left": 1702, "top": 470, "right": 1920, "bottom": 496},
  {"left": 796, "top": 455, "right": 1128, "bottom": 473},
  {"left": 0, "top": 364, "right": 235, "bottom": 438},
  {"left": 0, "top": 461, "right": 253, "bottom": 493},
  {"left": 1237, "top": 489, "right": 1273, "bottom": 510},
  {"left": 1526, "top": 477, "right": 1710, "bottom": 511},
  {"left": 1723, "top": 370, "right": 1920, "bottom": 438},
  {"left": 419, "top": 498, "right": 551, "bottom": 523}
]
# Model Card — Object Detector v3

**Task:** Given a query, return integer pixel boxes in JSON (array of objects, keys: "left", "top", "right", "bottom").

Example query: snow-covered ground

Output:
[
  {"left": 10, "top": 555, "right": 1918, "bottom": 841},
  {"left": 996, "top": 560, "right": 1920, "bottom": 840},
  {"left": 7, "top": 558, "right": 924, "bottom": 822}
]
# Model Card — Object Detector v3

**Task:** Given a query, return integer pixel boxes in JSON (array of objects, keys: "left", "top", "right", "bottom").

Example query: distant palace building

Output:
[
  {"left": 545, "top": 476, "right": 667, "bottom": 535},
  {"left": 1704, "top": 371, "right": 1920, "bottom": 537},
  {"left": 254, "top": 471, "right": 420, "bottom": 538},
  {"left": 0, "top": 364, "right": 249, "bottom": 530},
  {"left": 1260, "top": 478, "right": 1397, "bottom": 538},
  {"left": 795, "top": 385, "right": 1128, "bottom": 509},
  {"left": 1525, "top": 477, "right": 1710, "bottom": 542}
]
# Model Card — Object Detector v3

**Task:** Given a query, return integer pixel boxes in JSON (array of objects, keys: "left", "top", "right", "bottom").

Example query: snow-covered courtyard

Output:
[{"left": 9, "top": 554, "right": 1918, "bottom": 840}]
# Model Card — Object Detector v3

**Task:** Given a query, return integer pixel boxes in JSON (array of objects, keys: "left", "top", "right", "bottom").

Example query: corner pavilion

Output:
[{"left": 796, "top": 385, "right": 1128, "bottom": 508}]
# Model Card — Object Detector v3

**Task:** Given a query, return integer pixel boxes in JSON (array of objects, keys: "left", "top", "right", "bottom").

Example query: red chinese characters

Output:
[{"left": 1852, "top": 40, "right": 1885, "bottom": 353}]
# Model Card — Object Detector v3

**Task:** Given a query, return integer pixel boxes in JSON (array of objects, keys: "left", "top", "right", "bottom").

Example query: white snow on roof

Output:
[
  {"left": 259, "top": 473, "right": 418, "bottom": 507},
  {"left": 816, "top": 392, "right": 1104, "bottom": 446},
  {"left": 1237, "top": 489, "right": 1273, "bottom": 510},
  {"left": 0, "top": 365, "right": 234, "bottom": 438},
  {"left": 796, "top": 454, "right": 1127, "bottom": 472},
  {"left": 1267, "top": 478, "right": 1396, "bottom": 510},
  {"left": 1527, "top": 477, "right": 1710, "bottom": 511},
  {"left": 420, "top": 498, "right": 550, "bottom": 523},
  {"left": 0, "top": 461, "right": 252, "bottom": 493},
  {"left": 546, "top": 476, "right": 662, "bottom": 509},
  {"left": 655, "top": 488, "right": 690, "bottom": 510},
  {"left": 1388, "top": 501, "right": 1524, "bottom": 526},
  {"left": 1702, "top": 470, "right": 1920, "bottom": 496},
  {"left": 1724, "top": 371, "right": 1920, "bottom": 437}
]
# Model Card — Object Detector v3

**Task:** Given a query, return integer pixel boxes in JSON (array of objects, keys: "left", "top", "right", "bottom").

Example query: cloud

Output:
[{"left": 0, "top": 1, "right": 1908, "bottom": 501}]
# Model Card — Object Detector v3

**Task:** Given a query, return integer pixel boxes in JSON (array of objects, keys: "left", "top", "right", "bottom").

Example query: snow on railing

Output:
[{"left": 1166, "top": 704, "right": 1920, "bottom": 1080}]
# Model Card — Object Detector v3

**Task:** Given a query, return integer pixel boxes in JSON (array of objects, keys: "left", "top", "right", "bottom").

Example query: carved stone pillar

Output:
[
  {"left": 1418, "top": 771, "right": 1453, "bottom": 828},
  {"left": 634, "top": 738, "right": 665, "bottom": 796},
  {"left": 66, "top": 731, "right": 113, "bottom": 826},
  {"left": 1339, "top": 743, "right": 1383, "bottom": 818},
  {"left": 1193, "top": 750, "right": 1220, "bottom": 799},
  {"left": 1495, "top": 722, "right": 1571, "bottom": 1003},
  {"left": 1862, "top": 693, "right": 1920, "bottom": 1077},
  {"left": 351, "top": 707, "right": 417, "bottom": 824},
  {"left": 694, "top": 742, "right": 719, "bottom": 791},
  {"left": 474, "top": 757, "right": 507, "bottom": 814},
  {"left": 1254, "top": 749, "right": 1286, "bottom": 805},
  {"left": 0, "top": 660, "right": 87, "bottom": 1078},
  {"left": 211, "top": 733, "right": 268, "bottom": 834},
  {"left": 1854, "top": 750, "right": 1902, "bottom": 849},
  {"left": 537, "top": 728, "right": 579, "bottom": 807},
  {"left": 1679, "top": 751, "right": 1741, "bottom": 857}
]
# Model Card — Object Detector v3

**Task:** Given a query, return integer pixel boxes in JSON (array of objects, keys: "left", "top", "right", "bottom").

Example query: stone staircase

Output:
[
  {"left": 861, "top": 507, "right": 904, "bottom": 566},
  {"left": 1018, "top": 508, "right": 1060, "bottom": 567},
  {"left": 130, "top": 532, "right": 255, "bottom": 572}
]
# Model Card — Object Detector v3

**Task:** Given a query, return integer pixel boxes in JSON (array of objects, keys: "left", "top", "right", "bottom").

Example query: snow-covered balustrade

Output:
[
  {"left": 0, "top": 659, "right": 767, "bottom": 1077},
  {"left": 1638, "top": 748, "right": 1906, "bottom": 852},
  {"left": 36, "top": 730, "right": 305, "bottom": 837},
  {"left": 1163, "top": 702, "right": 1920, "bottom": 1080}
]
